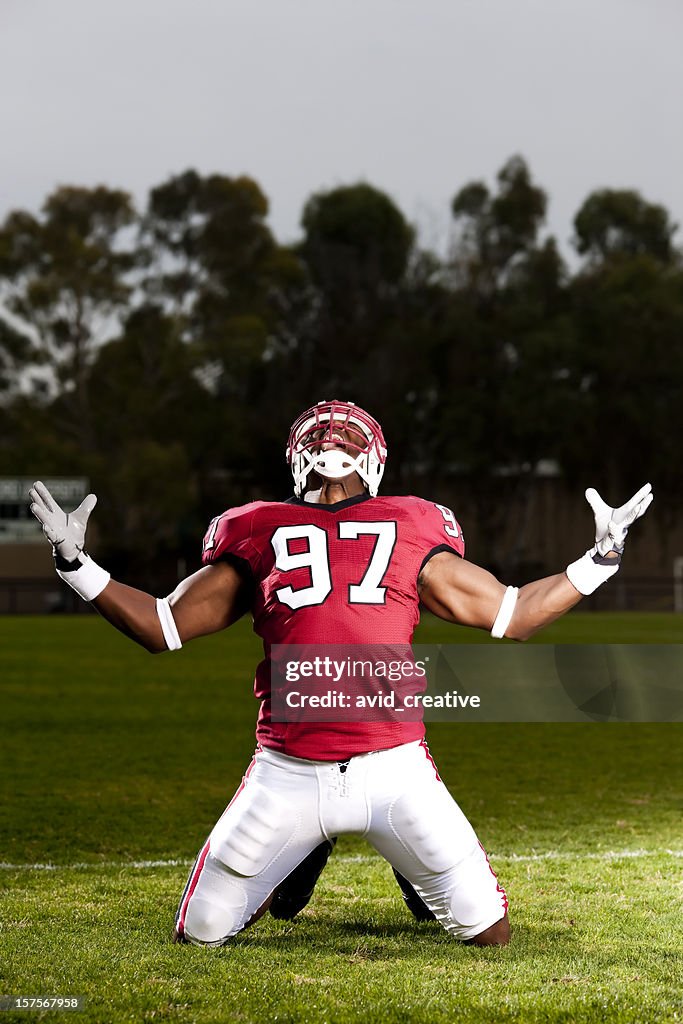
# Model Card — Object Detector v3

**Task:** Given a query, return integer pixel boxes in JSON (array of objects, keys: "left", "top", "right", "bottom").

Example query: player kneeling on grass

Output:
[{"left": 29, "top": 400, "right": 653, "bottom": 948}]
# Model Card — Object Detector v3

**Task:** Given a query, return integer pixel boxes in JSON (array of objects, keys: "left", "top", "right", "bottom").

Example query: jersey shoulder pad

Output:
[
  {"left": 201, "top": 501, "right": 269, "bottom": 567},
  {"left": 401, "top": 495, "right": 466, "bottom": 557}
]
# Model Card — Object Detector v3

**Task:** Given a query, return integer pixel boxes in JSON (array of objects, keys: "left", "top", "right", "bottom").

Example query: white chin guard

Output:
[{"left": 309, "top": 448, "right": 359, "bottom": 481}]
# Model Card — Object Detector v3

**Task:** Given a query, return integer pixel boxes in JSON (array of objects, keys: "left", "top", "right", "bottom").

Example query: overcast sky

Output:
[{"left": 2, "top": 0, "right": 682, "bottom": 260}]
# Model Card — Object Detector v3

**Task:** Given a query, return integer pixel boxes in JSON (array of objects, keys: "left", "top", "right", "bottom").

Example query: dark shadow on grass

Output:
[{"left": 187, "top": 915, "right": 579, "bottom": 962}]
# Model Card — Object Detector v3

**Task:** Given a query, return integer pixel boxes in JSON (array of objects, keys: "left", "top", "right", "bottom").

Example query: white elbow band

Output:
[
  {"left": 156, "top": 597, "right": 183, "bottom": 651},
  {"left": 565, "top": 547, "right": 621, "bottom": 596},
  {"left": 56, "top": 554, "right": 111, "bottom": 602},
  {"left": 491, "top": 586, "right": 519, "bottom": 638}
]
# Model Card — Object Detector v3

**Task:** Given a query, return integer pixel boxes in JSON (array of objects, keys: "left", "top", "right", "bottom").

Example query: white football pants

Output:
[{"left": 176, "top": 739, "right": 507, "bottom": 945}]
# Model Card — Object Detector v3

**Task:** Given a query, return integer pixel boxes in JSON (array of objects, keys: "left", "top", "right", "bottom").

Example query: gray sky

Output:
[{"left": 2, "top": 0, "right": 682, "bottom": 259}]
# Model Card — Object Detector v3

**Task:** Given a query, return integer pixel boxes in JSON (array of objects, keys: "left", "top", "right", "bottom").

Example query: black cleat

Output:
[
  {"left": 393, "top": 868, "right": 437, "bottom": 921},
  {"left": 270, "top": 838, "right": 337, "bottom": 920}
]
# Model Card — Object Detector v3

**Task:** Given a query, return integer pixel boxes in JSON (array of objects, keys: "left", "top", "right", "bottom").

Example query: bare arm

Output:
[
  {"left": 418, "top": 551, "right": 587, "bottom": 641},
  {"left": 417, "top": 482, "right": 655, "bottom": 639},
  {"left": 93, "top": 561, "right": 248, "bottom": 653}
]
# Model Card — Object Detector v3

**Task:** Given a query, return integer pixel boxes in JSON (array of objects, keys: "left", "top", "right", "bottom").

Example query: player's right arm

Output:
[
  {"left": 92, "top": 563, "right": 248, "bottom": 652},
  {"left": 28, "top": 481, "right": 249, "bottom": 653}
]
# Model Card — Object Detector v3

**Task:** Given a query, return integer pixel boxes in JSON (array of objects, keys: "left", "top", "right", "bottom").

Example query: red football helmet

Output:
[{"left": 286, "top": 400, "right": 387, "bottom": 497}]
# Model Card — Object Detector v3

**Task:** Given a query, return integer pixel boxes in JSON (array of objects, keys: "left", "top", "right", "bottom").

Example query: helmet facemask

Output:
[{"left": 286, "top": 400, "right": 387, "bottom": 498}]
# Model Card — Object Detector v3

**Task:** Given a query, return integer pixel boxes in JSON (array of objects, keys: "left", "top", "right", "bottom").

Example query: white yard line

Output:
[
  {"left": 0, "top": 849, "right": 682, "bottom": 872},
  {"left": 0, "top": 858, "right": 193, "bottom": 871},
  {"left": 501, "top": 848, "right": 683, "bottom": 862}
]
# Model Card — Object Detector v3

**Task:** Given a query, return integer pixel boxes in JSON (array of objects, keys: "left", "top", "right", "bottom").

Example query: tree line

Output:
[{"left": 0, "top": 156, "right": 681, "bottom": 581}]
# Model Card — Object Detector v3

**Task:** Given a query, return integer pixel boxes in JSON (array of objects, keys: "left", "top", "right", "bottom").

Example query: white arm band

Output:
[
  {"left": 56, "top": 554, "right": 111, "bottom": 602},
  {"left": 490, "top": 586, "right": 519, "bottom": 638},
  {"left": 565, "top": 548, "right": 621, "bottom": 596},
  {"left": 156, "top": 597, "right": 183, "bottom": 651}
]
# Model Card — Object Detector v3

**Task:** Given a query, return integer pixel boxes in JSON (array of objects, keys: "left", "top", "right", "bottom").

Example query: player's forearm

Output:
[
  {"left": 496, "top": 479, "right": 653, "bottom": 641},
  {"left": 505, "top": 572, "right": 584, "bottom": 641},
  {"left": 93, "top": 581, "right": 167, "bottom": 653}
]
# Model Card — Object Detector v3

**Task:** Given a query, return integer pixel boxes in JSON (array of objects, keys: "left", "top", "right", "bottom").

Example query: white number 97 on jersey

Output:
[{"left": 434, "top": 504, "right": 461, "bottom": 539}]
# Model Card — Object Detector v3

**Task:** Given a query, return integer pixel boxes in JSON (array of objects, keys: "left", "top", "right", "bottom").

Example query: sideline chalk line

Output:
[{"left": 1, "top": 849, "right": 682, "bottom": 872}]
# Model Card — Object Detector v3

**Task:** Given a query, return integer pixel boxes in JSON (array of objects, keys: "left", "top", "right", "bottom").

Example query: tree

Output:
[
  {"left": 569, "top": 251, "right": 683, "bottom": 550},
  {"left": 83, "top": 304, "right": 216, "bottom": 566},
  {"left": 143, "top": 169, "right": 302, "bottom": 347},
  {"left": 436, "top": 158, "right": 577, "bottom": 574},
  {"left": 0, "top": 314, "right": 39, "bottom": 398},
  {"left": 281, "top": 183, "right": 417, "bottom": 406},
  {"left": 450, "top": 155, "right": 548, "bottom": 294},
  {"left": 566, "top": 189, "right": 683, "bottom": 555},
  {"left": 301, "top": 183, "right": 414, "bottom": 302},
  {"left": 141, "top": 170, "right": 305, "bottom": 496},
  {"left": 573, "top": 189, "right": 678, "bottom": 265},
  {"left": 0, "top": 186, "right": 136, "bottom": 442}
]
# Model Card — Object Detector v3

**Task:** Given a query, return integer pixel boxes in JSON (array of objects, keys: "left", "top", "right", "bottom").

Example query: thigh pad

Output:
[
  {"left": 387, "top": 783, "right": 477, "bottom": 874},
  {"left": 210, "top": 781, "right": 302, "bottom": 877}
]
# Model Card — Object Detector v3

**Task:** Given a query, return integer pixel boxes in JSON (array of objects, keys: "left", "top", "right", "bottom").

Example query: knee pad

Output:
[
  {"left": 183, "top": 854, "right": 249, "bottom": 945},
  {"left": 183, "top": 897, "right": 236, "bottom": 947},
  {"left": 433, "top": 853, "right": 509, "bottom": 939}
]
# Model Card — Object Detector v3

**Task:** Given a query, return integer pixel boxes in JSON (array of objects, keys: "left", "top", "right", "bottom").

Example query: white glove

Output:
[
  {"left": 566, "top": 482, "right": 654, "bottom": 596},
  {"left": 29, "top": 481, "right": 97, "bottom": 563},
  {"left": 585, "top": 483, "right": 653, "bottom": 557}
]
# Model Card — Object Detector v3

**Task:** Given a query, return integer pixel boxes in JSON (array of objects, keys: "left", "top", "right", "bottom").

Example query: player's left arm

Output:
[
  {"left": 419, "top": 555, "right": 583, "bottom": 641},
  {"left": 419, "top": 483, "right": 654, "bottom": 641}
]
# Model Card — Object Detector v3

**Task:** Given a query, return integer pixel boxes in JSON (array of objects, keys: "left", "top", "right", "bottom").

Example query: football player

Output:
[{"left": 29, "top": 400, "right": 653, "bottom": 947}]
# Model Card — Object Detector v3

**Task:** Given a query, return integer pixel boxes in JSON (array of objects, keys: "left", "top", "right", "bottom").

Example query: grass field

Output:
[{"left": 1, "top": 613, "right": 682, "bottom": 1023}]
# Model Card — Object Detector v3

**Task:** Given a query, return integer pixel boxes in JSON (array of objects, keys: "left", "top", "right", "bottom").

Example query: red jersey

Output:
[{"left": 201, "top": 493, "right": 465, "bottom": 759}]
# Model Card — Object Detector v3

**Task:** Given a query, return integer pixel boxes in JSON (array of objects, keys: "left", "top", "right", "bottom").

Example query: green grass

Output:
[
  {"left": 417, "top": 610, "right": 683, "bottom": 644},
  {"left": 1, "top": 614, "right": 682, "bottom": 1023}
]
